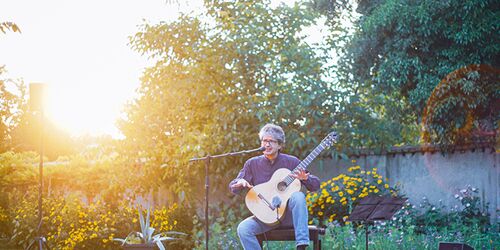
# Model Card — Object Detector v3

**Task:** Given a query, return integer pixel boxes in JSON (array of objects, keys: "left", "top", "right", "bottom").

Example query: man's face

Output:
[{"left": 261, "top": 134, "right": 281, "bottom": 158}]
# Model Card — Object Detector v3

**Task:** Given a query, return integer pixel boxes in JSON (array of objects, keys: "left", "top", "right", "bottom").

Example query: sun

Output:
[{"left": 44, "top": 83, "right": 126, "bottom": 138}]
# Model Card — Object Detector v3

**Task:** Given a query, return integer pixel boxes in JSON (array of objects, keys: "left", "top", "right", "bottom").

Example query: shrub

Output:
[
  {"left": 306, "top": 165, "right": 397, "bottom": 225},
  {"left": 8, "top": 190, "right": 182, "bottom": 249}
]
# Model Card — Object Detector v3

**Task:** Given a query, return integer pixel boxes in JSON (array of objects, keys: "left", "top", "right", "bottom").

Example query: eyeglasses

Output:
[{"left": 261, "top": 139, "right": 278, "bottom": 145}]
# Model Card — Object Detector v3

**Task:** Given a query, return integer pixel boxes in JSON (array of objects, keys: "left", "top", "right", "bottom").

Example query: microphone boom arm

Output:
[{"left": 189, "top": 147, "right": 264, "bottom": 162}]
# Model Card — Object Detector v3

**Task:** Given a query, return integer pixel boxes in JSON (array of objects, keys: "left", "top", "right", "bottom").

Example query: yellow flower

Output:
[
  {"left": 384, "top": 184, "right": 389, "bottom": 188},
  {"left": 338, "top": 191, "right": 344, "bottom": 197},
  {"left": 377, "top": 180, "right": 382, "bottom": 184}
]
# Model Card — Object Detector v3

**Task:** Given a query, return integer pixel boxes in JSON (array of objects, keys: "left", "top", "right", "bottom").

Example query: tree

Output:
[
  {"left": 0, "top": 67, "right": 26, "bottom": 152},
  {"left": 119, "top": 0, "right": 343, "bottom": 204},
  {"left": 1, "top": 22, "right": 24, "bottom": 152},
  {"left": 323, "top": 0, "right": 500, "bottom": 145}
]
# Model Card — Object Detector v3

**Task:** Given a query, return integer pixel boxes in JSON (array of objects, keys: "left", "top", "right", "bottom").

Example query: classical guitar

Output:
[{"left": 245, "top": 132, "right": 338, "bottom": 225}]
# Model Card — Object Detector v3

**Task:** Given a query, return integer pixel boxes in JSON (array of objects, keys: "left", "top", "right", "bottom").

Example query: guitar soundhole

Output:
[{"left": 277, "top": 181, "right": 287, "bottom": 191}]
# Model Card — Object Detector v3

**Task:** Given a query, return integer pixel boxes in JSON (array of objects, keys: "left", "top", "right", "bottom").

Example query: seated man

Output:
[{"left": 229, "top": 124, "right": 320, "bottom": 250}]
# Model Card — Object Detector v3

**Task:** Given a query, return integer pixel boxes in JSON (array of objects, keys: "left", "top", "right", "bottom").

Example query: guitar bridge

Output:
[{"left": 257, "top": 193, "right": 275, "bottom": 210}]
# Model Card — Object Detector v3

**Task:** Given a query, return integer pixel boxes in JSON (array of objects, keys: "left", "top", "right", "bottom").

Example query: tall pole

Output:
[
  {"left": 37, "top": 108, "right": 44, "bottom": 235},
  {"left": 26, "top": 83, "right": 50, "bottom": 250},
  {"left": 204, "top": 156, "right": 210, "bottom": 250}
]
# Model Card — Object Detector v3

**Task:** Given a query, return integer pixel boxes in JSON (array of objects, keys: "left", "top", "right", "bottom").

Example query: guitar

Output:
[{"left": 245, "top": 132, "right": 338, "bottom": 225}]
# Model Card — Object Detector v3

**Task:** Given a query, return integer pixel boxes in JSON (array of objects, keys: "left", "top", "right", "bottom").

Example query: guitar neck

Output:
[
  {"left": 295, "top": 142, "right": 326, "bottom": 171},
  {"left": 284, "top": 142, "right": 327, "bottom": 185}
]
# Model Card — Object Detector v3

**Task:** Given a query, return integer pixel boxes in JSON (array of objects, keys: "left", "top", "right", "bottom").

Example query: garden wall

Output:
[{"left": 308, "top": 145, "right": 498, "bottom": 224}]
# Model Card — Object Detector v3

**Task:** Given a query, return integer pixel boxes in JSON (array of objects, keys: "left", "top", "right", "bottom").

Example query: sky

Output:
[
  {"left": 0, "top": 0, "right": 204, "bottom": 138},
  {"left": 1, "top": 0, "right": 326, "bottom": 139}
]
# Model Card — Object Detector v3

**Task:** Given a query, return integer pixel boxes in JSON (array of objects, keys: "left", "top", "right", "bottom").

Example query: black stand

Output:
[
  {"left": 347, "top": 195, "right": 406, "bottom": 250},
  {"left": 27, "top": 107, "right": 50, "bottom": 249},
  {"left": 26, "top": 236, "right": 50, "bottom": 250},
  {"left": 189, "top": 147, "right": 263, "bottom": 250}
]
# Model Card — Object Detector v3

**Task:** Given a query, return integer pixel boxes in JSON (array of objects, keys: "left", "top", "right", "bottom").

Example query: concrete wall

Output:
[{"left": 308, "top": 148, "right": 498, "bottom": 224}]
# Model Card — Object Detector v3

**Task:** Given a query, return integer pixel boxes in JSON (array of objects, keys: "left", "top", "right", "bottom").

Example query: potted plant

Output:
[{"left": 114, "top": 204, "right": 186, "bottom": 250}]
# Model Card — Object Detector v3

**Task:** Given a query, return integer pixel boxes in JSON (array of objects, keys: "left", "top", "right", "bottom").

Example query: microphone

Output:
[{"left": 244, "top": 146, "right": 265, "bottom": 154}]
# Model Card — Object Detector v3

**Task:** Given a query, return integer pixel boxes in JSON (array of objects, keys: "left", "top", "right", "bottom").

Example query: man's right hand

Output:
[{"left": 231, "top": 179, "right": 253, "bottom": 189}]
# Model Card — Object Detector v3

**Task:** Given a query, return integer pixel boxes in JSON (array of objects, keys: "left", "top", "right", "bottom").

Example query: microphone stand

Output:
[{"left": 189, "top": 147, "right": 263, "bottom": 250}]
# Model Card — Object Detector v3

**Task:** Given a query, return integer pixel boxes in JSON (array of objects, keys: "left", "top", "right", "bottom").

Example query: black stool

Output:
[{"left": 256, "top": 225, "right": 326, "bottom": 250}]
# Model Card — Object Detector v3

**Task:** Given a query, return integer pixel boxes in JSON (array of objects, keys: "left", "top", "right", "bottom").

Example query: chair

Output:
[{"left": 256, "top": 225, "right": 326, "bottom": 250}]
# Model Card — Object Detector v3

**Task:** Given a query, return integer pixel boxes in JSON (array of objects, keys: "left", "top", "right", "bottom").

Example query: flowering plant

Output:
[
  {"left": 113, "top": 203, "right": 186, "bottom": 250},
  {"left": 306, "top": 165, "right": 397, "bottom": 224}
]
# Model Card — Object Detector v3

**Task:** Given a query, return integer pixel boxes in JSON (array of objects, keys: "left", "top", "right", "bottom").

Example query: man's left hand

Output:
[{"left": 290, "top": 167, "right": 309, "bottom": 181}]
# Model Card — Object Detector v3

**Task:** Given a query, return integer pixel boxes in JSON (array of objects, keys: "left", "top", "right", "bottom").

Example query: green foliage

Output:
[
  {"left": 6, "top": 188, "right": 185, "bottom": 249},
  {"left": 202, "top": 186, "right": 498, "bottom": 249},
  {"left": 346, "top": 0, "right": 500, "bottom": 109},
  {"left": 0, "top": 151, "right": 194, "bottom": 249},
  {"left": 113, "top": 203, "right": 186, "bottom": 250},
  {"left": 192, "top": 202, "right": 246, "bottom": 250},
  {"left": 121, "top": 0, "right": 339, "bottom": 208},
  {"left": 0, "top": 67, "right": 27, "bottom": 152},
  {"left": 422, "top": 64, "right": 499, "bottom": 145},
  {"left": 328, "top": 0, "right": 500, "bottom": 145}
]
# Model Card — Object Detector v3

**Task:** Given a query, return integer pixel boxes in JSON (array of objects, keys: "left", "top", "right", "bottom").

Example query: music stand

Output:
[{"left": 347, "top": 195, "right": 406, "bottom": 250}]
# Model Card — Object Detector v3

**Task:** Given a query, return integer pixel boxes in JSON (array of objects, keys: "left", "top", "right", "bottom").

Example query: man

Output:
[{"left": 229, "top": 124, "right": 320, "bottom": 250}]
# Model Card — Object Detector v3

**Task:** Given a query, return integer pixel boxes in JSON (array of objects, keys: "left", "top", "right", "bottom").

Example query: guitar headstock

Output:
[{"left": 321, "top": 131, "right": 338, "bottom": 147}]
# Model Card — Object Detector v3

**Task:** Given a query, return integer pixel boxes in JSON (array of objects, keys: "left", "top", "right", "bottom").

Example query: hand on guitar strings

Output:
[
  {"left": 231, "top": 178, "right": 254, "bottom": 189},
  {"left": 290, "top": 167, "right": 309, "bottom": 181}
]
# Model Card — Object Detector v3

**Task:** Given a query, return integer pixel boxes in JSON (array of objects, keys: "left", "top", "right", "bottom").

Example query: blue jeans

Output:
[{"left": 237, "top": 192, "right": 309, "bottom": 249}]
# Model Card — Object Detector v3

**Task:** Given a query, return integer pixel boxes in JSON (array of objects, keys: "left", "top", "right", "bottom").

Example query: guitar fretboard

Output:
[{"left": 282, "top": 140, "right": 329, "bottom": 186}]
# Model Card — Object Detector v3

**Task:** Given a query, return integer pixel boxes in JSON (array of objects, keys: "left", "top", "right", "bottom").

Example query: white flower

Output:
[
  {"left": 466, "top": 203, "right": 471, "bottom": 207},
  {"left": 454, "top": 194, "right": 459, "bottom": 199},
  {"left": 432, "top": 207, "right": 436, "bottom": 211}
]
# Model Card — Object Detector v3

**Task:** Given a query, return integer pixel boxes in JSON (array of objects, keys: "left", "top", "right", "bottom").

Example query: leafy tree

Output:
[
  {"left": 120, "top": 0, "right": 343, "bottom": 206},
  {"left": 0, "top": 67, "right": 26, "bottom": 152},
  {"left": 328, "top": 0, "right": 500, "bottom": 145},
  {"left": 422, "top": 64, "right": 499, "bottom": 145}
]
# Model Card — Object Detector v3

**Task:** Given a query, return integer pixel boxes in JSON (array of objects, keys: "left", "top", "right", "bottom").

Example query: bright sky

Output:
[
  {"left": 0, "top": 0, "right": 203, "bottom": 138},
  {"left": 1, "top": 0, "right": 327, "bottom": 139}
]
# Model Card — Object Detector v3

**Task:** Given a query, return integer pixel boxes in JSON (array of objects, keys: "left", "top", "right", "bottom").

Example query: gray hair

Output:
[{"left": 259, "top": 124, "right": 285, "bottom": 144}]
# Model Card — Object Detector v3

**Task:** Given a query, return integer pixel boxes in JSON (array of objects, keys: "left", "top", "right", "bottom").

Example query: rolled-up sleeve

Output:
[{"left": 229, "top": 160, "right": 253, "bottom": 195}]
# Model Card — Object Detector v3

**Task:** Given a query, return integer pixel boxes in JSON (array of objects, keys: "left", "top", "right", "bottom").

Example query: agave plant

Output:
[{"left": 114, "top": 204, "right": 186, "bottom": 250}]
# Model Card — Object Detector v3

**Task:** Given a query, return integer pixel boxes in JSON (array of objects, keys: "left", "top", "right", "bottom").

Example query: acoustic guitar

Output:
[{"left": 245, "top": 132, "right": 338, "bottom": 225}]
